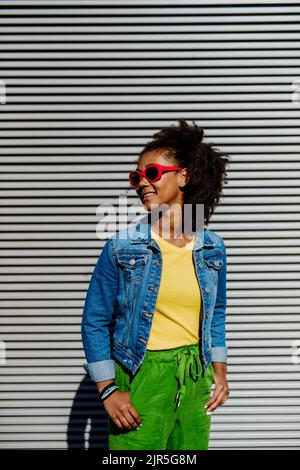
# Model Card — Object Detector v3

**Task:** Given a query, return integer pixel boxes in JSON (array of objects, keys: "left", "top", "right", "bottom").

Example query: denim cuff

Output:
[
  {"left": 211, "top": 346, "right": 227, "bottom": 363},
  {"left": 83, "top": 359, "right": 116, "bottom": 382}
]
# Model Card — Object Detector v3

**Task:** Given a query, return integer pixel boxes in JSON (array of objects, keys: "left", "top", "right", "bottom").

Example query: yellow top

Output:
[{"left": 146, "top": 228, "right": 202, "bottom": 350}]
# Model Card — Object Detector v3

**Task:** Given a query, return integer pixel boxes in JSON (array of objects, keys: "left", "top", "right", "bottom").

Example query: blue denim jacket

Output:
[{"left": 81, "top": 216, "right": 227, "bottom": 383}]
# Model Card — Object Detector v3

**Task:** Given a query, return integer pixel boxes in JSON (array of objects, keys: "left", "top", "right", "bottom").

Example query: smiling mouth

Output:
[{"left": 142, "top": 192, "right": 157, "bottom": 201}]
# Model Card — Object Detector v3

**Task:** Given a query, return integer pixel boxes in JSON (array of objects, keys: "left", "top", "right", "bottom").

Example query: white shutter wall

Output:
[{"left": 0, "top": 0, "right": 300, "bottom": 450}]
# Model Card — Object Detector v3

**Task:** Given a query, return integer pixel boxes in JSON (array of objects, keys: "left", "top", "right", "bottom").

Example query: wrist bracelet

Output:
[
  {"left": 99, "top": 382, "right": 115, "bottom": 397},
  {"left": 99, "top": 382, "right": 116, "bottom": 398},
  {"left": 99, "top": 383, "right": 119, "bottom": 402},
  {"left": 101, "top": 386, "right": 119, "bottom": 402}
]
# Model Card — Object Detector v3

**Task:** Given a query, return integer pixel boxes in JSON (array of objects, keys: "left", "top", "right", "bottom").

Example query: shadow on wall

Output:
[{"left": 67, "top": 375, "right": 108, "bottom": 449}]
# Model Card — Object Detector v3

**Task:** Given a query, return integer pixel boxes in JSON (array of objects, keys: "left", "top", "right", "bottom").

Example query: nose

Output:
[
  {"left": 140, "top": 174, "right": 150, "bottom": 185},
  {"left": 136, "top": 174, "right": 150, "bottom": 192}
]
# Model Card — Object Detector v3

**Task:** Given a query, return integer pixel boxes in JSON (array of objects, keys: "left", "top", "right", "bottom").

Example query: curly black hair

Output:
[{"left": 136, "top": 119, "right": 231, "bottom": 228}]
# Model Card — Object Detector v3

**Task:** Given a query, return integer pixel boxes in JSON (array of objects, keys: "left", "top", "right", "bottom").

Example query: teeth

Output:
[{"left": 143, "top": 192, "right": 156, "bottom": 199}]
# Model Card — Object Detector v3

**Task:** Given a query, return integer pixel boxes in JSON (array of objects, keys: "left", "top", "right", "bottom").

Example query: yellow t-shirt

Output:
[{"left": 146, "top": 228, "right": 202, "bottom": 350}]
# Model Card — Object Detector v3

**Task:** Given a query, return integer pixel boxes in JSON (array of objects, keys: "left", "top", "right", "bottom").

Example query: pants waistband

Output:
[
  {"left": 145, "top": 344, "right": 203, "bottom": 411},
  {"left": 144, "top": 343, "right": 199, "bottom": 363}
]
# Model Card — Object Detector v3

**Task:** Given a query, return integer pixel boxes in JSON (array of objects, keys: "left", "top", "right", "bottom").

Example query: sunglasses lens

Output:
[
  {"left": 145, "top": 165, "right": 159, "bottom": 181},
  {"left": 129, "top": 171, "right": 140, "bottom": 187}
]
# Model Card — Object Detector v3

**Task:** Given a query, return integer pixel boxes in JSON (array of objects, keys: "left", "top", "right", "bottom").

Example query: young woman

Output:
[{"left": 81, "top": 119, "right": 231, "bottom": 450}]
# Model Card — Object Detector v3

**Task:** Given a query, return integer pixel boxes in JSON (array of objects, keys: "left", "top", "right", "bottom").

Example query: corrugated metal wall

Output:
[{"left": 1, "top": 0, "right": 300, "bottom": 450}]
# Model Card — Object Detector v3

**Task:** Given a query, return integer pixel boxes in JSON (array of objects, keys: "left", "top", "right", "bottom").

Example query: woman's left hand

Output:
[{"left": 204, "top": 362, "right": 230, "bottom": 415}]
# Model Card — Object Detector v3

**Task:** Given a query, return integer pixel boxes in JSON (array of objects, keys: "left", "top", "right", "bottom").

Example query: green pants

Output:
[{"left": 108, "top": 343, "right": 215, "bottom": 450}]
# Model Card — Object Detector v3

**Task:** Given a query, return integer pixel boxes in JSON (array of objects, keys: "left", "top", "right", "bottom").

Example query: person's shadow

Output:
[{"left": 67, "top": 374, "right": 108, "bottom": 449}]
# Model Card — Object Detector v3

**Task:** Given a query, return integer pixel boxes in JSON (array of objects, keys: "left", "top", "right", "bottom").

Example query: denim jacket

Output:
[{"left": 81, "top": 216, "right": 228, "bottom": 383}]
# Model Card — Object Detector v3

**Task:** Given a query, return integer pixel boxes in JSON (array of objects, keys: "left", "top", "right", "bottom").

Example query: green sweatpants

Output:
[{"left": 108, "top": 343, "right": 215, "bottom": 450}]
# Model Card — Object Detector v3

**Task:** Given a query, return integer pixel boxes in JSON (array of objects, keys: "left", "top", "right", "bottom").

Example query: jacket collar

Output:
[{"left": 127, "top": 215, "right": 214, "bottom": 250}]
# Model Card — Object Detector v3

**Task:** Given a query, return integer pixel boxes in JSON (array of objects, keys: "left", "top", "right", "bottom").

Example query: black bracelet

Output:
[
  {"left": 101, "top": 386, "right": 119, "bottom": 403},
  {"left": 99, "top": 383, "right": 119, "bottom": 402},
  {"left": 99, "top": 382, "right": 115, "bottom": 397}
]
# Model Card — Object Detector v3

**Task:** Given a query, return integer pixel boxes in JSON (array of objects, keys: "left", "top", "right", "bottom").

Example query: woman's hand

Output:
[
  {"left": 103, "top": 390, "right": 143, "bottom": 431},
  {"left": 204, "top": 362, "right": 230, "bottom": 414}
]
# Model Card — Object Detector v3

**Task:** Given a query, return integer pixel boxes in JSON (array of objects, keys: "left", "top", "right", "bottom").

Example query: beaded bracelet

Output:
[{"left": 99, "top": 383, "right": 119, "bottom": 402}]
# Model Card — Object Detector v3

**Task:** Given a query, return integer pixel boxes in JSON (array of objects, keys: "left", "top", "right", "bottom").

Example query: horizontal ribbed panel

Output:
[{"left": 0, "top": 0, "right": 300, "bottom": 450}]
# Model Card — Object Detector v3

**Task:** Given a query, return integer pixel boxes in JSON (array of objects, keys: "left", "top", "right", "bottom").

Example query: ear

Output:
[{"left": 180, "top": 168, "right": 190, "bottom": 187}]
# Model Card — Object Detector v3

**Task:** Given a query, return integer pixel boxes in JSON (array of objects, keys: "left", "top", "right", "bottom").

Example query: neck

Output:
[{"left": 148, "top": 208, "right": 193, "bottom": 241}]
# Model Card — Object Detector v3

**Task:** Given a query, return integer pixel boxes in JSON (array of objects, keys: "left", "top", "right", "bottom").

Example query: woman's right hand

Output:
[{"left": 103, "top": 390, "right": 142, "bottom": 431}]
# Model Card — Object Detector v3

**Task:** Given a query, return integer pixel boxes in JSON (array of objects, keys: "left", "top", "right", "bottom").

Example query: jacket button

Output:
[
  {"left": 205, "top": 287, "right": 210, "bottom": 293},
  {"left": 214, "top": 260, "right": 219, "bottom": 267},
  {"left": 198, "top": 263, "right": 203, "bottom": 269},
  {"left": 129, "top": 258, "right": 136, "bottom": 265}
]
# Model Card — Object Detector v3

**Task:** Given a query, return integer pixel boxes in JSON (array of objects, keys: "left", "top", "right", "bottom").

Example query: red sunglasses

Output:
[{"left": 129, "top": 163, "right": 184, "bottom": 188}]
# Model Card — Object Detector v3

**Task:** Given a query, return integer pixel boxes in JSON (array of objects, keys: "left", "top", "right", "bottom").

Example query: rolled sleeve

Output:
[
  {"left": 83, "top": 359, "right": 116, "bottom": 383},
  {"left": 211, "top": 346, "right": 228, "bottom": 363}
]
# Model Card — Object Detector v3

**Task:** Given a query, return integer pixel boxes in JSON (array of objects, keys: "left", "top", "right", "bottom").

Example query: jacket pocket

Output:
[
  {"left": 203, "top": 250, "right": 224, "bottom": 270},
  {"left": 203, "top": 250, "right": 224, "bottom": 285},
  {"left": 116, "top": 252, "right": 148, "bottom": 282}
]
